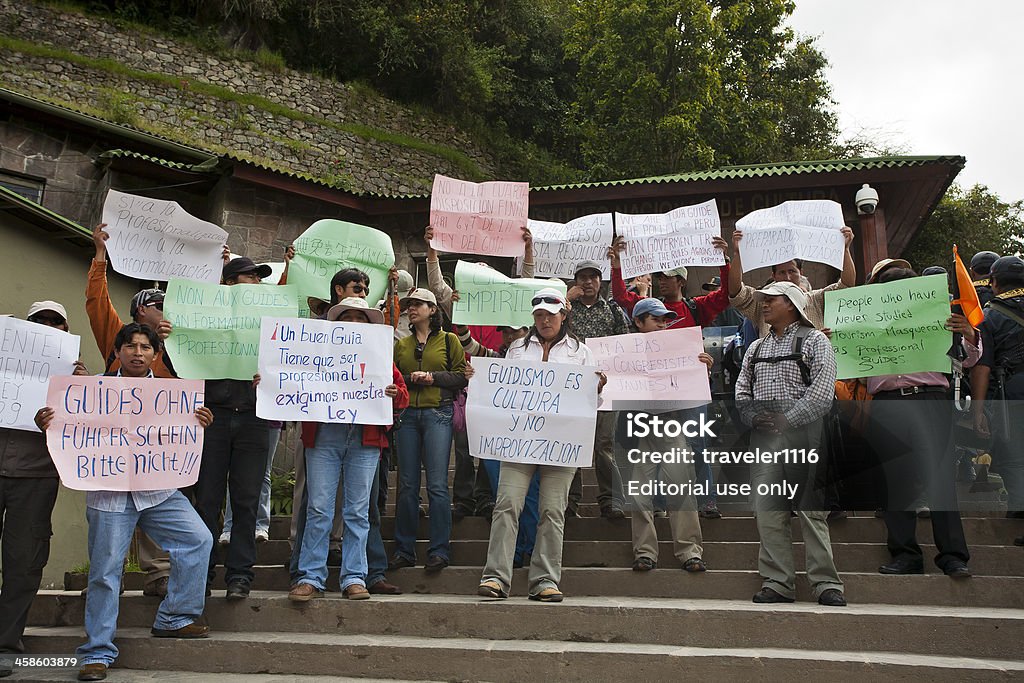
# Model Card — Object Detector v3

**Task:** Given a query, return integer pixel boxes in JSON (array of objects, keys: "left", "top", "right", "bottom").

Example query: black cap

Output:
[
  {"left": 921, "top": 266, "right": 947, "bottom": 277},
  {"left": 223, "top": 257, "right": 273, "bottom": 281},
  {"left": 990, "top": 256, "right": 1024, "bottom": 281},
  {"left": 970, "top": 251, "right": 1000, "bottom": 275}
]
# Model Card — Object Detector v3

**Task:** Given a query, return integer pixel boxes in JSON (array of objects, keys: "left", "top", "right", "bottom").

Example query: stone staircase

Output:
[{"left": 21, "top": 468, "right": 1024, "bottom": 681}]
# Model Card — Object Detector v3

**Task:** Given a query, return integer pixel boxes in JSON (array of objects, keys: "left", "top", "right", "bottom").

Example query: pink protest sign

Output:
[
  {"left": 45, "top": 376, "right": 206, "bottom": 491},
  {"left": 587, "top": 327, "right": 711, "bottom": 411},
  {"left": 429, "top": 174, "right": 529, "bottom": 257}
]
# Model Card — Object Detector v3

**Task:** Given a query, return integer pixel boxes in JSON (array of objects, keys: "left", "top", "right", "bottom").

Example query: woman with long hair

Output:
[
  {"left": 478, "top": 288, "right": 605, "bottom": 602},
  {"left": 391, "top": 288, "right": 467, "bottom": 572}
]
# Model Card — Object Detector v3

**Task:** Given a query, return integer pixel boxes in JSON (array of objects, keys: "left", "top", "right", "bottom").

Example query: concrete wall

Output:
[{"left": 1, "top": 213, "right": 141, "bottom": 587}]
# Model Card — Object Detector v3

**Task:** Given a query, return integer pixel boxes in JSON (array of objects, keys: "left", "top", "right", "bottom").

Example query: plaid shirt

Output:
[
  {"left": 571, "top": 296, "right": 629, "bottom": 341},
  {"left": 735, "top": 321, "right": 836, "bottom": 427}
]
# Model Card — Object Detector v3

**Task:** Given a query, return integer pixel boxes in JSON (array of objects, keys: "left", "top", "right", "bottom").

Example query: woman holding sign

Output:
[
  {"left": 478, "top": 288, "right": 606, "bottom": 602},
  {"left": 392, "top": 289, "right": 468, "bottom": 572}
]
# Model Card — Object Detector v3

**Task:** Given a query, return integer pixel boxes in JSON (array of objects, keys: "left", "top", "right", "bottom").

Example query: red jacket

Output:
[
  {"left": 611, "top": 264, "right": 731, "bottom": 328},
  {"left": 301, "top": 364, "right": 409, "bottom": 449}
]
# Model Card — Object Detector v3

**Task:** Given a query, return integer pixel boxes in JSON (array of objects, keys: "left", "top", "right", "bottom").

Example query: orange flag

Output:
[{"left": 952, "top": 244, "right": 984, "bottom": 327}]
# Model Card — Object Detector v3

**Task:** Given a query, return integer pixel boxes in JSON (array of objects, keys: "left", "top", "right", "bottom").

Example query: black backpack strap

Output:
[
  {"left": 988, "top": 299, "right": 1024, "bottom": 329},
  {"left": 683, "top": 298, "right": 701, "bottom": 326},
  {"left": 749, "top": 326, "right": 813, "bottom": 386}
]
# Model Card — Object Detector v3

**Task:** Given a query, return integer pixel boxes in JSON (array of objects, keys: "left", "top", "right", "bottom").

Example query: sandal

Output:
[
  {"left": 477, "top": 580, "right": 508, "bottom": 599},
  {"left": 632, "top": 557, "right": 656, "bottom": 572},
  {"left": 683, "top": 557, "right": 707, "bottom": 573},
  {"left": 529, "top": 587, "right": 564, "bottom": 602}
]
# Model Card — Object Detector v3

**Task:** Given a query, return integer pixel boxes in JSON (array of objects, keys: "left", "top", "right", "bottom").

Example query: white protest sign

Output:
[
  {"left": 101, "top": 190, "right": 228, "bottom": 284},
  {"left": 256, "top": 317, "right": 394, "bottom": 424},
  {"left": 467, "top": 358, "right": 598, "bottom": 468},
  {"left": 587, "top": 327, "right": 710, "bottom": 412},
  {"left": 0, "top": 317, "right": 80, "bottom": 431},
  {"left": 616, "top": 199, "right": 723, "bottom": 279},
  {"left": 517, "top": 214, "right": 613, "bottom": 279},
  {"left": 735, "top": 200, "right": 846, "bottom": 272}
]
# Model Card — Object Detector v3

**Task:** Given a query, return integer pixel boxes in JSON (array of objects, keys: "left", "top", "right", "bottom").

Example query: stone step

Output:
[
  {"left": 217, "top": 539, "right": 1023, "bottom": 576},
  {"left": 21, "top": 627, "right": 1024, "bottom": 681},
  {"left": 27, "top": 592, "right": 1024, "bottom": 661},
  {"left": 13, "top": 671, "right": 428, "bottom": 683},
  {"left": 188, "top": 568, "right": 1024, "bottom": 608}
]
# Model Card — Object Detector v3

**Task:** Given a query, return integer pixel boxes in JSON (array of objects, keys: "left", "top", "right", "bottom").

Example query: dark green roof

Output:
[
  {"left": 532, "top": 156, "right": 967, "bottom": 192},
  {"left": 0, "top": 184, "right": 93, "bottom": 247}
]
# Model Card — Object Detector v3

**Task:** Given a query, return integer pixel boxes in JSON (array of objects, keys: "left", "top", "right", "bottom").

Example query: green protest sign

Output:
[
  {"left": 289, "top": 220, "right": 395, "bottom": 314},
  {"left": 452, "top": 260, "right": 567, "bottom": 327},
  {"left": 824, "top": 274, "right": 951, "bottom": 379},
  {"left": 164, "top": 279, "right": 299, "bottom": 380}
]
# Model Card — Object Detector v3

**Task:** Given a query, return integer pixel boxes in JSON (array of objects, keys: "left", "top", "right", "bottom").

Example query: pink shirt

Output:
[{"left": 866, "top": 335, "right": 982, "bottom": 394}]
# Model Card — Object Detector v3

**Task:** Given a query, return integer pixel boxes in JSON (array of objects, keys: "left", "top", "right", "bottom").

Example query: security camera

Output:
[{"left": 855, "top": 183, "right": 879, "bottom": 215}]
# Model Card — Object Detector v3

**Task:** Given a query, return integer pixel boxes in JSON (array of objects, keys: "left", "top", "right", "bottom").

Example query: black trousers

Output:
[
  {"left": 193, "top": 407, "right": 269, "bottom": 586},
  {"left": 0, "top": 476, "right": 59, "bottom": 653},
  {"left": 451, "top": 429, "right": 493, "bottom": 512},
  {"left": 870, "top": 393, "right": 969, "bottom": 570}
]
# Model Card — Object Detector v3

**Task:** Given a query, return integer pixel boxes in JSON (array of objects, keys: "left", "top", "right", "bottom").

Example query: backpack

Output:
[{"left": 748, "top": 325, "right": 814, "bottom": 386}]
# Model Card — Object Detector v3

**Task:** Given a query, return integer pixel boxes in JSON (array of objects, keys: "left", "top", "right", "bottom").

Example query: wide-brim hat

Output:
[
  {"left": 867, "top": 258, "right": 912, "bottom": 283},
  {"left": 327, "top": 296, "right": 385, "bottom": 324}
]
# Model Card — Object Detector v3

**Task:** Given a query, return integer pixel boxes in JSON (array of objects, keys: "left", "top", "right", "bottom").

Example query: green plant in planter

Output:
[{"left": 270, "top": 468, "right": 295, "bottom": 516}]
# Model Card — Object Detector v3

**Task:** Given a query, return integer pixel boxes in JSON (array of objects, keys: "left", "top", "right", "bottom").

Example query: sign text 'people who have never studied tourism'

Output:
[
  {"left": 429, "top": 174, "right": 529, "bottom": 258},
  {"left": 588, "top": 326, "right": 711, "bottom": 412},
  {"left": 467, "top": 358, "right": 598, "bottom": 468},
  {"left": 0, "top": 316, "right": 80, "bottom": 432},
  {"left": 101, "top": 189, "right": 228, "bottom": 285},
  {"left": 616, "top": 199, "right": 724, "bottom": 280},
  {"left": 45, "top": 375, "right": 206, "bottom": 491},
  {"left": 825, "top": 274, "right": 952, "bottom": 379},
  {"left": 164, "top": 279, "right": 299, "bottom": 381},
  {"left": 736, "top": 199, "right": 846, "bottom": 272},
  {"left": 256, "top": 316, "right": 394, "bottom": 424},
  {"left": 452, "top": 260, "right": 568, "bottom": 328},
  {"left": 518, "top": 214, "right": 614, "bottom": 280},
  {"left": 289, "top": 219, "right": 396, "bottom": 308}
]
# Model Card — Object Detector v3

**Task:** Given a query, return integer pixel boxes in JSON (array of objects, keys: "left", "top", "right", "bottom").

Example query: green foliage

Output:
[
  {"left": 905, "top": 184, "right": 1024, "bottom": 271},
  {"left": 253, "top": 45, "right": 287, "bottom": 72},
  {"left": 270, "top": 468, "right": 295, "bottom": 516},
  {"left": 69, "top": 561, "right": 90, "bottom": 574},
  {"left": 96, "top": 87, "right": 138, "bottom": 125}
]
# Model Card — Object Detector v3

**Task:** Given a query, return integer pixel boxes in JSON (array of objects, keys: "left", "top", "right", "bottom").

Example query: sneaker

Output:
[
  {"left": 255, "top": 529, "right": 270, "bottom": 543},
  {"left": 288, "top": 583, "right": 322, "bottom": 602},
  {"left": 699, "top": 501, "right": 722, "bottom": 519},
  {"left": 225, "top": 580, "right": 250, "bottom": 600},
  {"left": 218, "top": 532, "right": 231, "bottom": 546}
]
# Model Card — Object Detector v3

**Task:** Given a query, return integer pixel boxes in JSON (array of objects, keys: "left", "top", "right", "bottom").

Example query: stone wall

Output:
[{"left": 0, "top": 0, "right": 499, "bottom": 196}]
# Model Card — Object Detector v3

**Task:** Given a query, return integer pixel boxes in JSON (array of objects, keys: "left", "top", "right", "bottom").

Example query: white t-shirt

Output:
[{"left": 505, "top": 333, "right": 595, "bottom": 366}]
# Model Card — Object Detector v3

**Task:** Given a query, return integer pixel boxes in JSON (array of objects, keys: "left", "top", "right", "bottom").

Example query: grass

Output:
[
  {"left": 0, "top": 35, "right": 487, "bottom": 180},
  {"left": 96, "top": 87, "right": 138, "bottom": 126},
  {"left": 68, "top": 557, "right": 142, "bottom": 574}
]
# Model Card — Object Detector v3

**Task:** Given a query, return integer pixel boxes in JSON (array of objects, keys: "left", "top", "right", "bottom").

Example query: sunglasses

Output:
[
  {"left": 350, "top": 284, "right": 367, "bottom": 295},
  {"left": 145, "top": 301, "right": 164, "bottom": 311},
  {"left": 29, "top": 315, "right": 66, "bottom": 327},
  {"left": 532, "top": 296, "right": 563, "bottom": 306},
  {"left": 414, "top": 343, "right": 425, "bottom": 361}
]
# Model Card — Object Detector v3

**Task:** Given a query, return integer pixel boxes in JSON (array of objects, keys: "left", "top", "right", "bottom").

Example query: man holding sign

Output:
[
  {"left": 35, "top": 323, "right": 214, "bottom": 682},
  {"left": 0, "top": 302, "right": 86, "bottom": 677}
]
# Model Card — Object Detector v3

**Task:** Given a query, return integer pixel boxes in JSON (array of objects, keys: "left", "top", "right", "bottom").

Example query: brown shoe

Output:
[
  {"left": 367, "top": 580, "right": 402, "bottom": 595},
  {"left": 150, "top": 622, "right": 210, "bottom": 638},
  {"left": 288, "top": 583, "right": 323, "bottom": 602},
  {"left": 343, "top": 584, "right": 371, "bottom": 600},
  {"left": 77, "top": 663, "right": 108, "bottom": 681},
  {"left": 143, "top": 576, "right": 169, "bottom": 598}
]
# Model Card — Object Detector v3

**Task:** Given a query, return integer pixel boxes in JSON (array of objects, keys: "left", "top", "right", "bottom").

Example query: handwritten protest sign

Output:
[
  {"left": 736, "top": 200, "right": 846, "bottom": 272},
  {"left": 290, "top": 220, "right": 395, "bottom": 310},
  {"left": 468, "top": 358, "right": 598, "bottom": 467},
  {"left": 256, "top": 316, "right": 394, "bottom": 423},
  {"left": 616, "top": 200, "right": 723, "bottom": 279},
  {"left": 825, "top": 274, "right": 951, "bottom": 379},
  {"left": 0, "top": 317, "right": 80, "bottom": 431},
  {"left": 452, "top": 261, "right": 568, "bottom": 327},
  {"left": 45, "top": 376, "right": 205, "bottom": 491},
  {"left": 516, "top": 214, "right": 614, "bottom": 279},
  {"left": 429, "top": 174, "right": 529, "bottom": 257},
  {"left": 101, "top": 189, "right": 227, "bottom": 284},
  {"left": 588, "top": 327, "right": 711, "bottom": 412},
  {"left": 164, "top": 279, "right": 299, "bottom": 380}
]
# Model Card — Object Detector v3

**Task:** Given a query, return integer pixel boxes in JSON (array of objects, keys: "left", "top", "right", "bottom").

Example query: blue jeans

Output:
[
  {"left": 682, "top": 405, "right": 715, "bottom": 504},
  {"left": 482, "top": 459, "right": 539, "bottom": 563},
  {"left": 295, "top": 424, "right": 379, "bottom": 591},
  {"left": 394, "top": 406, "right": 453, "bottom": 562},
  {"left": 222, "top": 426, "right": 280, "bottom": 535},
  {"left": 366, "top": 458, "right": 388, "bottom": 587},
  {"left": 77, "top": 492, "right": 211, "bottom": 666}
]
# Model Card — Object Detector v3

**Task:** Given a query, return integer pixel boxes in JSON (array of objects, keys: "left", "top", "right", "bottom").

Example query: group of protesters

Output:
[{"left": 2, "top": 212, "right": 1023, "bottom": 682}]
